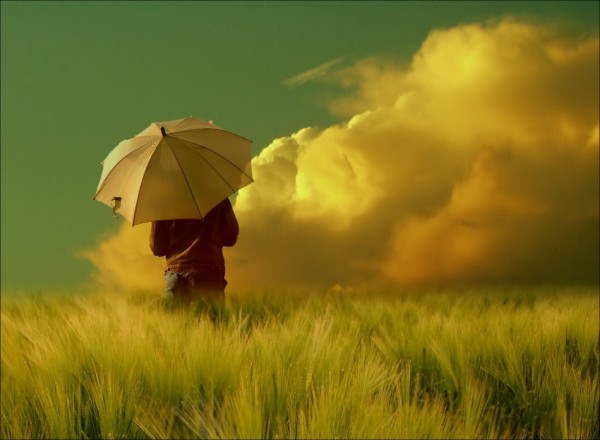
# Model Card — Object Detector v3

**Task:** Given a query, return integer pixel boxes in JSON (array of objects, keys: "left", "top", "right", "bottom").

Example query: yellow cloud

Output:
[
  {"left": 83, "top": 18, "right": 599, "bottom": 293},
  {"left": 284, "top": 57, "right": 346, "bottom": 87},
  {"left": 228, "top": 17, "right": 599, "bottom": 290},
  {"left": 80, "top": 223, "right": 164, "bottom": 293}
]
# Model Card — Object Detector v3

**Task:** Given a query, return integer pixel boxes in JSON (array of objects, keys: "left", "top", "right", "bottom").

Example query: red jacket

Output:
[{"left": 150, "top": 198, "right": 239, "bottom": 273}]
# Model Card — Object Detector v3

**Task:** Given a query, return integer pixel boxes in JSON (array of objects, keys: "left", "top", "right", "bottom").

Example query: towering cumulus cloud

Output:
[{"left": 84, "top": 18, "right": 599, "bottom": 292}]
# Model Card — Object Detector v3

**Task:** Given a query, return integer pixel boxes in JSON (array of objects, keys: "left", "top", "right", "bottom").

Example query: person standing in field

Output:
[{"left": 149, "top": 198, "right": 239, "bottom": 305}]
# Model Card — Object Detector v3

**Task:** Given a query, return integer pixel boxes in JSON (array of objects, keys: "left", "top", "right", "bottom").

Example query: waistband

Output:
[{"left": 166, "top": 262, "right": 225, "bottom": 273}]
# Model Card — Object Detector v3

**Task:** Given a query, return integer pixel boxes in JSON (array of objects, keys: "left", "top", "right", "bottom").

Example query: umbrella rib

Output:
[
  {"left": 194, "top": 151, "right": 237, "bottom": 194},
  {"left": 129, "top": 142, "right": 163, "bottom": 225},
  {"left": 170, "top": 138, "right": 238, "bottom": 210},
  {"left": 176, "top": 127, "right": 252, "bottom": 143},
  {"left": 94, "top": 137, "right": 158, "bottom": 198},
  {"left": 174, "top": 136, "right": 254, "bottom": 183},
  {"left": 166, "top": 138, "right": 205, "bottom": 219}
]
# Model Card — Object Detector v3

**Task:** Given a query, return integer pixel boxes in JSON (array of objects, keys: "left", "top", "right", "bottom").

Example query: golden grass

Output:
[{"left": 1, "top": 287, "right": 598, "bottom": 439}]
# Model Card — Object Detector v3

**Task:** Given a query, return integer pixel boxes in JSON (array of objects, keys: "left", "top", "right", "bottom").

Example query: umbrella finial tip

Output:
[{"left": 160, "top": 126, "right": 166, "bottom": 137}]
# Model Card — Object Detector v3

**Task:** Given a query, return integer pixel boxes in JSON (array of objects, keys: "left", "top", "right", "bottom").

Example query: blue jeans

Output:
[{"left": 164, "top": 271, "right": 226, "bottom": 303}]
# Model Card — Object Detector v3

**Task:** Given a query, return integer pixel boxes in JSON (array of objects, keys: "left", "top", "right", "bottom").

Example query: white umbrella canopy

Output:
[{"left": 94, "top": 117, "right": 253, "bottom": 225}]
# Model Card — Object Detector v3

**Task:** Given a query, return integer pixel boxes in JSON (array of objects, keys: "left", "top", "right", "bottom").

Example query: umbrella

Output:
[{"left": 94, "top": 117, "right": 253, "bottom": 225}]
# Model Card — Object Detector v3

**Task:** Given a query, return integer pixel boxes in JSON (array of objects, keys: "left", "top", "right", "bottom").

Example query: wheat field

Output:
[{"left": 1, "top": 287, "right": 598, "bottom": 439}]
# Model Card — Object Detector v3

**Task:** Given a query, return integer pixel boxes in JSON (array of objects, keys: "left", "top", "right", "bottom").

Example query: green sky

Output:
[{"left": 1, "top": 1, "right": 598, "bottom": 292}]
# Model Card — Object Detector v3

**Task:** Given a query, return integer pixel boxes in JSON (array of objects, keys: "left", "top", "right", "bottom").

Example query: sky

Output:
[{"left": 1, "top": 1, "right": 598, "bottom": 293}]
